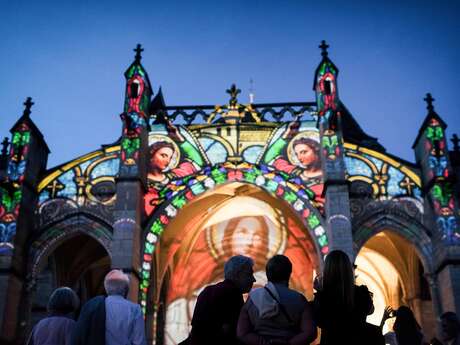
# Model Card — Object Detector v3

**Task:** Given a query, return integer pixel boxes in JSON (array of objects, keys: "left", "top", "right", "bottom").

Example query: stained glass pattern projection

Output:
[
  {"left": 315, "top": 61, "right": 338, "bottom": 117},
  {"left": 145, "top": 124, "right": 207, "bottom": 216},
  {"left": 344, "top": 144, "right": 422, "bottom": 200},
  {"left": 0, "top": 123, "right": 31, "bottom": 254},
  {"left": 124, "top": 64, "right": 150, "bottom": 114},
  {"left": 120, "top": 112, "right": 147, "bottom": 171},
  {"left": 422, "top": 118, "right": 460, "bottom": 243},
  {"left": 38, "top": 149, "right": 120, "bottom": 218},
  {"left": 259, "top": 121, "right": 324, "bottom": 205},
  {"left": 145, "top": 121, "right": 325, "bottom": 219}
]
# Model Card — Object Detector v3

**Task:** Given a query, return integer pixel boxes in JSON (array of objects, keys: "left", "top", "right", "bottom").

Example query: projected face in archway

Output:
[
  {"left": 207, "top": 215, "right": 274, "bottom": 270},
  {"left": 161, "top": 195, "right": 315, "bottom": 345},
  {"left": 226, "top": 217, "right": 268, "bottom": 257}
]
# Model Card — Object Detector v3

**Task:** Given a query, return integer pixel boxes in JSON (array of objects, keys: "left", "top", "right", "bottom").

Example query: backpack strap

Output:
[{"left": 264, "top": 286, "right": 293, "bottom": 324}]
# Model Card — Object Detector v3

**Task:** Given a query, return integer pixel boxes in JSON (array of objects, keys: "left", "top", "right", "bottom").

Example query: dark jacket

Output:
[
  {"left": 190, "top": 279, "right": 244, "bottom": 345},
  {"left": 313, "top": 288, "right": 359, "bottom": 345},
  {"left": 71, "top": 296, "right": 106, "bottom": 345},
  {"left": 355, "top": 322, "right": 385, "bottom": 345}
]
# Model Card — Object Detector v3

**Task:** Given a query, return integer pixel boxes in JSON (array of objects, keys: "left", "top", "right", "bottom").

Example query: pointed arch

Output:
[
  {"left": 353, "top": 211, "right": 433, "bottom": 274},
  {"left": 138, "top": 163, "right": 328, "bottom": 312},
  {"left": 29, "top": 213, "right": 113, "bottom": 284}
]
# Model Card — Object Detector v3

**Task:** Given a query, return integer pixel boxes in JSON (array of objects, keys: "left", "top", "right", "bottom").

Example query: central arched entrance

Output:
[{"left": 149, "top": 182, "right": 321, "bottom": 345}]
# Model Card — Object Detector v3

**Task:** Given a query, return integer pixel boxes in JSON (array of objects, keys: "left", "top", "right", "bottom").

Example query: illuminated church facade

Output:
[{"left": 0, "top": 42, "right": 459, "bottom": 344}]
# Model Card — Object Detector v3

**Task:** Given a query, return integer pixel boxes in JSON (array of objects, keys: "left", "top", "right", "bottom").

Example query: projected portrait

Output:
[
  {"left": 145, "top": 124, "right": 204, "bottom": 215},
  {"left": 207, "top": 215, "right": 285, "bottom": 269},
  {"left": 283, "top": 134, "right": 322, "bottom": 184},
  {"left": 262, "top": 122, "right": 323, "bottom": 204},
  {"left": 148, "top": 139, "right": 180, "bottom": 189},
  {"left": 224, "top": 217, "right": 268, "bottom": 258}
]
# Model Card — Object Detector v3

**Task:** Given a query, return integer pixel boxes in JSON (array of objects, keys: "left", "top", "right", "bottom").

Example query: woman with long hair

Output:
[{"left": 313, "top": 250, "right": 357, "bottom": 345}]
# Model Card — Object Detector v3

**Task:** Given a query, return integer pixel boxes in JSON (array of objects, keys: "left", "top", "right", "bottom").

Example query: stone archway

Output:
[
  {"left": 353, "top": 211, "right": 436, "bottom": 339},
  {"left": 26, "top": 214, "right": 112, "bottom": 332},
  {"left": 144, "top": 181, "right": 323, "bottom": 345},
  {"left": 139, "top": 164, "right": 328, "bottom": 318}
]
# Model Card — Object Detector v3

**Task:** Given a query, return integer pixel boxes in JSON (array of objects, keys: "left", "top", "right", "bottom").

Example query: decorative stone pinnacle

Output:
[
  {"left": 319, "top": 40, "right": 329, "bottom": 58},
  {"left": 23, "top": 97, "right": 34, "bottom": 117},
  {"left": 226, "top": 84, "right": 241, "bottom": 107},
  {"left": 1, "top": 137, "right": 9, "bottom": 156},
  {"left": 451, "top": 134, "right": 460, "bottom": 152},
  {"left": 424, "top": 93, "right": 435, "bottom": 113},
  {"left": 134, "top": 44, "right": 144, "bottom": 63}
]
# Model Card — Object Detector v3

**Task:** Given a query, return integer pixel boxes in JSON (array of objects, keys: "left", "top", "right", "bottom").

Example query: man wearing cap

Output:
[{"left": 72, "top": 269, "right": 146, "bottom": 345}]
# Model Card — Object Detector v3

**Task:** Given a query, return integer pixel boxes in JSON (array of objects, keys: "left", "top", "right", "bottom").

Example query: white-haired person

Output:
[
  {"left": 185, "top": 255, "right": 256, "bottom": 345},
  {"left": 27, "top": 287, "right": 79, "bottom": 345},
  {"left": 72, "top": 269, "right": 146, "bottom": 345}
]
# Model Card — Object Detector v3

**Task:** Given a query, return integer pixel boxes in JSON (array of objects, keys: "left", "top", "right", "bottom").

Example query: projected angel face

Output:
[
  {"left": 149, "top": 141, "right": 175, "bottom": 172},
  {"left": 227, "top": 217, "right": 268, "bottom": 258},
  {"left": 152, "top": 146, "right": 174, "bottom": 171},
  {"left": 292, "top": 137, "right": 321, "bottom": 171}
]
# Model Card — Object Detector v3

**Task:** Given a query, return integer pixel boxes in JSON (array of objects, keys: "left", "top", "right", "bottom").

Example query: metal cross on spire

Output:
[
  {"left": 451, "top": 134, "right": 460, "bottom": 152},
  {"left": 424, "top": 93, "right": 435, "bottom": 113},
  {"left": 134, "top": 44, "right": 144, "bottom": 63},
  {"left": 226, "top": 84, "right": 241, "bottom": 107},
  {"left": 1, "top": 137, "right": 9, "bottom": 156},
  {"left": 319, "top": 40, "right": 329, "bottom": 58},
  {"left": 23, "top": 97, "right": 34, "bottom": 117}
]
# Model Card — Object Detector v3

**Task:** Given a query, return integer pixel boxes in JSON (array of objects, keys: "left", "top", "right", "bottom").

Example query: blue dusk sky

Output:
[{"left": 0, "top": 0, "right": 458, "bottom": 167}]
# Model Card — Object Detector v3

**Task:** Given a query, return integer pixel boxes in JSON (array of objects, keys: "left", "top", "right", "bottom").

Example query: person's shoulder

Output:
[
  {"left": 198, "top": 282, "right": 217, "bottom": 297},
  {"left": 87, "top": 295, "right": 106, "bottom": 305},
  {"left": 33, "top": 316, "right": 50, "bottom": 328},
  {"left": 247, "top": 286, "right": 265, "bottom": 300},
  {"left": 366, "top": 322, "right": 382, "bottom": 334},
  {"left": 288, "top": 287, "right": 307, "bottom": 299},
  {"left": 81, "top": 295, "right": 106, "bottom": 311},
  {"left": 108, "top": 296, "right": 139, "bottom": 307},
  {"left": 211, "top": 280, "right": 239, "bottom": 296},
  {"left": 288, "top": 288, "right": 309, "bottom": 309}
]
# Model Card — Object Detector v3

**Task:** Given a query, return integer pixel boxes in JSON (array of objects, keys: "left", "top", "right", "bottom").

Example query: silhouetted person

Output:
[
  {"left": 72, "top": 270, "right": 146, "bottom": 345},
  {"left": 354, "top": 285, "right": 384, "bottom": 345},
  {"left": 187, "top": 255, "right": 256, "bottom": 345},
  {"left": 312, "top": 250, "right": 358, "bottom": 345},
  {"left": 237, "top": 255, "right": 316, "bottom": 345},
  {"left": 27, "top": 287, "right": 79, "bottom": 345},
  {"left": 440, "top": 312, "right": 460, "bottom": 345},
  {"left": 381, "top": 306, "right": 426, "bottom": 345}
]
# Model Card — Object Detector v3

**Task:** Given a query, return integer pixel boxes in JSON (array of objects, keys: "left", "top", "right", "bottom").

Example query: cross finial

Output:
[
  {"left": 134, "top": 44, "right": 144, "bottom": 63},
  {"left": 1, "top": 137, "right": 9, "bottom": 156},
  {"left": 451, "top": 134, "right": 460, "bottom": 152},
  {"left": 399, "top": 176, "right": 416, "bottom": 196},
  {"left": 226, "top": 84, "right": 241, "bottom": 107},
  {"left": 23, "top": 97, "right": 34, "bottom": 117},
  {"left": 424, "top": 93, "right": 435, "bottom": 113},
  {"left": 319, "top": 40, "right": 329, "bottom": 58}
]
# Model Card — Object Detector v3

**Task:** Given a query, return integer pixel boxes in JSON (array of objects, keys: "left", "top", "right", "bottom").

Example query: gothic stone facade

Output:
[{"left": 0, "top": 43, "right": 459, "bottom": 344}]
